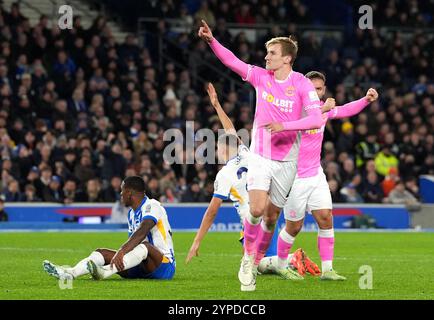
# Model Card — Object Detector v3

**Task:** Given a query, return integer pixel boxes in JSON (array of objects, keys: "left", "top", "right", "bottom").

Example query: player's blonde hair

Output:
[{"left": 265, "top": 36, "right": 298, "bottom": 66}]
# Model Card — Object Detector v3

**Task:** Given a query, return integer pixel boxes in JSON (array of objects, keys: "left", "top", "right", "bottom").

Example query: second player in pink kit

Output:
[
  {"left": 266, "top": 71, "right": 378, "bottom": 280},
  {"left": 198, "top": 20, "right": 324, "bottom": 290}
]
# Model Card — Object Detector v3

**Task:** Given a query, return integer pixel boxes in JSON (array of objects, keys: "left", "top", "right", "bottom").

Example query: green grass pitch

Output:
[{"left": 1, "top": 231, "right": 433, "bottom": 300}]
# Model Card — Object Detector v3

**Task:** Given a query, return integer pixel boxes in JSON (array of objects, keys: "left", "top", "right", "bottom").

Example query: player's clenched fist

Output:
[
  {"left": 321, "top": 98, "right": 336, "bottom": 113},
  {"left": 198, "top": 20, "right": 213, "bottom": 43},
  {"left": 365, "top": 88, "right": 378, "bottom": 102}
]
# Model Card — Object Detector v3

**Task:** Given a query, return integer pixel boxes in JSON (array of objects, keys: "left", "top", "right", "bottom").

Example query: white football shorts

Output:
[{"left": 283, "top": 168, "right": 332, "bottom": 221}]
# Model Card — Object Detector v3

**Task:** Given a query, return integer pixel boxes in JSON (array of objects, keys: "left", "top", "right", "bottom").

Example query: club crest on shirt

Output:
[
  {"left": 285, "top": 86, "right": 295, "bottom": 97},
  {"left": 145, "top": 204, "right": 151, "bottom": 213}
]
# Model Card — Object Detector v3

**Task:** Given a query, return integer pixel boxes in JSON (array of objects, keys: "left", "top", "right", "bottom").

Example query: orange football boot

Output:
[
  {"left": 302, "top": 250, "right": 321, "bottom": 276},
  {"left": 290, "top": 248, "right": 306, "bottom": 276}
]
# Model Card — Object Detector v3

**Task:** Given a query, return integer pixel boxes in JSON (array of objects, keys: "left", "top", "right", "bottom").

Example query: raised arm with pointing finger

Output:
[{"left": 198, "top": 20, "right": 249, "bottom": 80}]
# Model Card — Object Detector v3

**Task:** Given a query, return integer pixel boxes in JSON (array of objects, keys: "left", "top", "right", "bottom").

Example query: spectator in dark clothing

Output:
[
  {"left": 181, "top": 180, "right": 208, "bottom": 202},
  {"left": 234, "top": 4, "right": 256, "bottom": 24},
  {"left": 63, "top": 149, "right": 78, "bottom": 175},
  {"left": 101, "top": 176, "right": 122, "bottom": 202},
  {"left": 0, "top": 194, "right": 8, "bottom": 221},
  {"left": 340, "top": 158, "right": 361, "bottom": 188},
  {"left": 328, "top": 179, "right": 344, "bottom": 203},
  {"left": 68, "top": 87, "right": 87, "bottom": 115},
  {"left": 15, "top": 144, "right": 34, "bottom": 183},
  {"left": 9, "top": 119, "right": 26, "bottom": 145},
  {"left": 362, "top": 172, "right": 384, "bottom": 203},
  {"left": 74, "top": 154, "right": 96, "bottom": 186},
  {"left": 146, "top": 177, "right": 161, "bottom": 200},
  {"left": 336, "top": 121, "right": 355, "bottom": 155},
  {"left": 52, "top": 50, "right": 76, "bottom": 77},
  {"left": 23, "top": 184, "right": 41, "bottom": 202},
  {"left": 63, "top": 178, "right": 78, "bottom": 204},
  {"left": 26, "top": 166, "right": 40, "bottom": 189},
  {"left": 101, "top": 141, "right": 127, "bottom": 181},
  {"left": 4, "top": 179, "right": 24, "bottom": 202},
  {"left": 34, "top": 167, "right": 52, "bottom": 199},
  {"left": 42, "top": 175, "right": 64, "bottom": 203},
  {"left": 76, "top": 178, "right": 104, "bottom": 202}
]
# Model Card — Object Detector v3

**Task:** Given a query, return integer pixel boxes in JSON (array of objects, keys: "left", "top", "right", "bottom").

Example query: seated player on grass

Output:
[
  {"left": 43, "top": 176, "right": 175, "bottom": 281},
  {"left": 185, "top": 83, "right": 320, "bottom": 280}
]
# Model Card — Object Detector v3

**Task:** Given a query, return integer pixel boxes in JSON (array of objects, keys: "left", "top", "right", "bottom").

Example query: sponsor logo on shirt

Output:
[
  {"left": 304, "top": 125, "right": 325, "bottom": 135},
  {"left": 261, "top": 90, "right": 294, "bottom": 112}
]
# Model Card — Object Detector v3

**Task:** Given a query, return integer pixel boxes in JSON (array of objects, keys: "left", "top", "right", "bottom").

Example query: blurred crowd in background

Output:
[{"left": 0, "top": 0, "right": 433, "bottom": 209}]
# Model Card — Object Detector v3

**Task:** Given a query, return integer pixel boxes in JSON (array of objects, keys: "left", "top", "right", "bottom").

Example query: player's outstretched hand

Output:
[
  {"left": 321, "top": 98, "right": 336, "bottom": 113},
  {"left": 264, "top": 122, "right": 284, "bottom": 133},
  {"left": 198, "top": 20, "right": 213, "bottom": 43},
  {"left": 207, "top": 83, "right": 220, "bottom": 109},
  {"left": 185, "top": 241, "right": 200, "bottom": 264},
  {"left": 111, "top": 250, "right": 125, "bottom": 271},
  {"left": 366, "top": 88, "right": 378, "bottom": 102}
]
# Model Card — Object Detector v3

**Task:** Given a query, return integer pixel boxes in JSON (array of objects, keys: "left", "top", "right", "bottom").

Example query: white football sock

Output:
[
  {"left": 246, "top": 211, "right": 261, "bottom": 225},
  {"left": 66, "top": 251, "right": 105, "bottom": 278},
  {"left": 322, "top": 260, "right": 333, "bottom": 272},
  {"left": 99, "top": 244, "right": 148, "bottom": 279}
]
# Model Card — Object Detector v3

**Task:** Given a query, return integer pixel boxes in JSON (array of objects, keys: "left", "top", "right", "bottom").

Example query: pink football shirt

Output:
[{"left": 245, "top": 66, "right": 321, "bottom": 161}]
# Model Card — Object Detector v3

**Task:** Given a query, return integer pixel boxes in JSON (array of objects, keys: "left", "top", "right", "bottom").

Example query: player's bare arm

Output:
[
  {"left": 207, "top": 83, "right": 238, "bottom": 136},
  {"left": 186, "top": 197, "right": 223, "bottom": 264},
  {"left": 111, "top": 219, "right": 155, "bottom": 271}
]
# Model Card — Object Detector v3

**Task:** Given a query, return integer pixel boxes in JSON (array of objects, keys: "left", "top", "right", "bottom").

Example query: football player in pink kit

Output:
[
  {"left": 265, "top": 71, "right": 378, "bottom": 280},
  {"left": 198, "top": 20, "right": 324, "bottom": 291}
]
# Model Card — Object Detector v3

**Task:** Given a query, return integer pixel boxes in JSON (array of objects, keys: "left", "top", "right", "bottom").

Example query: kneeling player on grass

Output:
[{"left": 43, "top": 176, "right": 175, "bottom": 280}]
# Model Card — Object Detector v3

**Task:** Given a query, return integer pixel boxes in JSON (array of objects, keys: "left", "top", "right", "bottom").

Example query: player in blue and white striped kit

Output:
[{"left": 43, "top": 176, "right": 175, "bottom": 281}]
